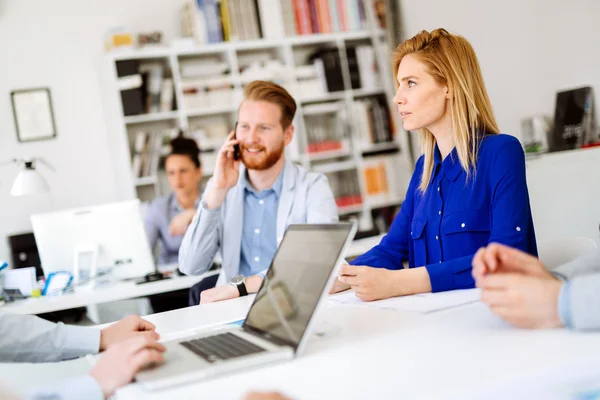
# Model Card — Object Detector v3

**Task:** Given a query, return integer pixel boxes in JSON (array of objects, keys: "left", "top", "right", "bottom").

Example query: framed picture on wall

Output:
[{"left": 10, "top": 87, "right": 57, "bottom": 142}]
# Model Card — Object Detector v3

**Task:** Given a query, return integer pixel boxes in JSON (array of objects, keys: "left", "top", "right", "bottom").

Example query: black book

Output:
[
  {"left": 549, "top": 86, "right": 594, "bottom": 152},
  {"left": 116, "top": 60, "right": 145, "bottom": 116},
  {"left": 310, "top": 49, "right": 345, "bottom": 92},
  {"left": 346, "top": 47, "right": 361, "bottom": 90}
]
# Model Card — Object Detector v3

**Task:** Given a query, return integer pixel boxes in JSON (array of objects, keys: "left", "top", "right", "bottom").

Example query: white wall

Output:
[
  {"left": 0, "top": 0, "right": 184, "bottom": 260},
  {"left": 397, "top": 0, "right": 600, "bottom": 139},
  {"left": 398, "top": 0, "right": 600, "bottom": 242}
]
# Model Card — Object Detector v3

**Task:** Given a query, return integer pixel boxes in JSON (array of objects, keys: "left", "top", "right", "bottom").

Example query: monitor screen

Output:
[
  {"left": 30, "top": 199, "right": 154, "bottom": 280},
  {"left": 243, "top": 223, "right": 354, "bottom": 350}
]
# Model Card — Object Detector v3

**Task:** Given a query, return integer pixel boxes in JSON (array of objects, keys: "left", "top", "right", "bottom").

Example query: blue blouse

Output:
[{"left": 351, "top": 134, "right": 537, "bottom": 292}]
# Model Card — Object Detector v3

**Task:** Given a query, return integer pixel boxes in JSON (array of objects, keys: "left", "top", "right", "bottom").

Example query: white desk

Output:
[
  {"left": 0, "top": 235, "right": 383, "bottom": 317},
  {"left": 112, "top": 296, "right": 600, "bottom": 400},
  {"left": 0, "top": 272, "right": 217, "bottom": 315}
]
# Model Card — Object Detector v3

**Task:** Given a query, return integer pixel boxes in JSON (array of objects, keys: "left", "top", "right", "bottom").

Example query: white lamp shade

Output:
[{"left": 11, "top": 169, "right": 50, "bottom": 196}]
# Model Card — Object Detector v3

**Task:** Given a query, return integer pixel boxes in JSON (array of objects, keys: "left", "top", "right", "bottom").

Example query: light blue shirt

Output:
[
  {"left": 179, "top": 160, "right": 339, "bottom": 286},
  {"left": 28, "top": 375, "right": 103, "bottom": 400},
  {"left": 0, "top": 313, "right": 104, "bottom": 400},
  {"left": 238, "top": 167, "right": 284, "bottom": 277},
  {"left": 558, "top": 280, "right": 572, "bottom": 328},
  {"left": 145, "top": 193, "right": 201, "bottom": 265}
]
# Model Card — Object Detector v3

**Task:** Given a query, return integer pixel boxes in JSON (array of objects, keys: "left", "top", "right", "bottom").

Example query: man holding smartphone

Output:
[{"left": 179, "top": 80, "right": 339, "bottom": 304}]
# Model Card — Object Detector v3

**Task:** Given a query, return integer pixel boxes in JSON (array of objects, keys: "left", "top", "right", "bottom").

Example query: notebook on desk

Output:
[{"left": 134, "top": 223, "right": 357, "bottom": 390}]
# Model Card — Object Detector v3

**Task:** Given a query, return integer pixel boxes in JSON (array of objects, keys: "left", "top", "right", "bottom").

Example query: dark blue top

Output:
[{"left": 351, "top": 134, "right": 537, "bottom": 292}]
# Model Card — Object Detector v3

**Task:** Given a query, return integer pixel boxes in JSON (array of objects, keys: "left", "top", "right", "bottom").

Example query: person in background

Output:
[
  {"left": 0, "top": 313, "right": 164, "bottom": 400},
  {"left": 473, "top": 242, "right": 600, "bottom": 331},
  {"left": 145, "top": 134, "right": 204, "bottom": 265},
  {"left": 144, "top": 134, "right": 204, "bottom": 312},
  {"left": 330, "top": 28, "right": 537, "bottom": 301},
  {"left": 179, "top": 80, "right": 338, "bottom": 305}
]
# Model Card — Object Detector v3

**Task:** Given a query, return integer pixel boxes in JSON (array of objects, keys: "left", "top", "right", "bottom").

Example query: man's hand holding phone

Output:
[{"left": 204, "top": 130, "right": 241, "bottom": 209}]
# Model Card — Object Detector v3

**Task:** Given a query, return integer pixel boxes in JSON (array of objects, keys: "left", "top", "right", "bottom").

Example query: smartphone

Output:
[{"left": 233, "top": 122, "right": 241, "bottom": 161}]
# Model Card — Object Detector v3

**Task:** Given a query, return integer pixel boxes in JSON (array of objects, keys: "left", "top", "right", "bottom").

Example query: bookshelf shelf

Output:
[
  {"left": 101, "top": 1, "right": 412, "bottom": 235},
  {"left": 108, "top": 31, "right": 385, "bottom": 62},
  {"left": 186, "top": 105, "right": 237, "bottom": 118},
  {"left": 299, "top": 92, "right": 346, "bottom": 103},
  {"left": 305, "top": 148, "right": 352, "bottom": 161},
  {"left": 360, "top": 142, "right": 400, "bottom": 153},
  {"left": 352, "top": 88, "right": 386, "bottom": 97},
  {"left": 338, "top": 204, "right": 365, "bottom": 216},
  {"left": 313, "top": 160, "right": 357, "bottom": 174},
  {"left": 135, "top": 176, "right": 158, "bottom": 186},
  {"left": 368, "top": 196, "right": 404, "bottom": 210},
  {"left": 124, "top": 111, "right": 179, "bottom": 125}
]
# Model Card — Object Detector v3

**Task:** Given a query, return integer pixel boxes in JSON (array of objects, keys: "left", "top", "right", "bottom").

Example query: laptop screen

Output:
[{"left": 243, "top": 224, "right": 354, "bottom": 350}]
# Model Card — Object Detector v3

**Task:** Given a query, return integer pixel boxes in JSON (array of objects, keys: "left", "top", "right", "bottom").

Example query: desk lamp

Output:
[{"left": 9, "top": 158, "right": 52, "bottom": 196}]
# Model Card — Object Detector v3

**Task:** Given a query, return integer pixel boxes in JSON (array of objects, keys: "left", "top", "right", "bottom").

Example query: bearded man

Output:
[{"left": 179, "top": 80, "right": 339, "bottom": 305}]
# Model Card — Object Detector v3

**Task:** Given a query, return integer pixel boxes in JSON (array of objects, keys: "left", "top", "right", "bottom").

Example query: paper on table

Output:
[
  {"left": 3, "top": 267, "right": 37, "bottom": 296},
  {"left": 328, "top": 288, "right": 481, "bottom": 314}
]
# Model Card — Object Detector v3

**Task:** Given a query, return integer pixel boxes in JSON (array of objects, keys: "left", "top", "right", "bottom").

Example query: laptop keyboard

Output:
[{"left": 180, "top": 332, "right": 266, "bottom": 363}]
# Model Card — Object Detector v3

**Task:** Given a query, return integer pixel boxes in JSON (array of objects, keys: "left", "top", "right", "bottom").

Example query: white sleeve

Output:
[
  {"left": 26, "top": 375, "right": 104, "bottom": 400},
  {"left": 306, "top": 173, "right": 339, "bottom": 223},
  {"left": 0, "top": 313, "right": 100, "bottom": 363},
  {"left": 178, "top": 199, "right": 223, "bottom": 276}
]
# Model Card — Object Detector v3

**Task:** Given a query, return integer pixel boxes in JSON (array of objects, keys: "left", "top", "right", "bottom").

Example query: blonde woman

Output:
[{"left": 331, "top": 29, "right": 537, "bottom": 301}]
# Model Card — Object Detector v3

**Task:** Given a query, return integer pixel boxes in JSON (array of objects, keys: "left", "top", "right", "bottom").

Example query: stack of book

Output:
[
  {"left": 301, "top": 44, "right": 380, "bottom": 97},
  {"left": 352, "top": 95, "right": 394, "bottom": 147},
  {"left": 303, "top": 102, "right": 349, "bottom": 154},
  {"left": 117, "top": 60, "right": 175, "bottom": 116},
  {"left": 131, "top": 129, "right": 179, "bottom": 179},
  {"left": 361, "top": 152, "right": 404, "bottom": 205},
  {"left": 188, "top": 120, "right": 230, "bottom": 150},
  {"left": 326, "top": 170, "right": 363, "bottom": 209},
  {"left": 180, "top": 56, "right": 234, "bottom": 110},
  {"left": 286, "top": 0, "right": 368, "bottom": 36},
  {"left": 186, "top": 0, "right": 374, "bottom": 45}
]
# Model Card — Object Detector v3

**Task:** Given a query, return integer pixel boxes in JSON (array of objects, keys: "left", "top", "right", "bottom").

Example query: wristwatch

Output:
[{"left": 230, "top": 275, "right": 248, "bottom": 297}]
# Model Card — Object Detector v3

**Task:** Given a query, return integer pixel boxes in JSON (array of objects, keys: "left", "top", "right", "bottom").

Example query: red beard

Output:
[{"left": 240, "top": 141, "right": 285, "bottom": 171}]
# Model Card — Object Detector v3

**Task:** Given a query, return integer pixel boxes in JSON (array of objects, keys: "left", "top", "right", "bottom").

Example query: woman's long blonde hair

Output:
[{"left": 393, "top": 29, "right": 500, "bottom": 192}]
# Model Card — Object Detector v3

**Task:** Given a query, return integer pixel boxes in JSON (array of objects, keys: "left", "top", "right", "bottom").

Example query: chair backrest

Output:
[{"left": 537, "top": 237, "right": 598, "bottom": 270}]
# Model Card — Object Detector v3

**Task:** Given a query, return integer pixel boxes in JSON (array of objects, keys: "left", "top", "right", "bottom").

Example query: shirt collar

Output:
[
  {"left": 169, "top": 192, "right": 200, "bottom": 212},
  {"left": 434, "top": 145, "right": 462, "bottom": 182},
  {"left": 242, "top": 164, "right": 285, "bottom": 198}
]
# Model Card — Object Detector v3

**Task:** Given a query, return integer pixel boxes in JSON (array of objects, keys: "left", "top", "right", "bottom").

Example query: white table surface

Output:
[
  {"left": 0, "top": 272, "right": 217, "bottom": 315},
  {"left": 0, "top": 235, "right": 384, "bottom": 316},
  {"left": 110, "top": 295, "right": 600, "bottom": 400}
]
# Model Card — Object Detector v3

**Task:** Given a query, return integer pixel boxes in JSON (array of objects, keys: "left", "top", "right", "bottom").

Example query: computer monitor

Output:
[{"left": 31, "top": 199, "right": 155, "bottom": 281}]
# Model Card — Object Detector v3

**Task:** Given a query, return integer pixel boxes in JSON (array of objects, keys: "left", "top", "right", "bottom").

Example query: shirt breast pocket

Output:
[
  {"left": 441, "top": 210, "right": 490, "bottom": 251},
  {"left": 411, "top": 218, "right": 428, "bottom": 266}
]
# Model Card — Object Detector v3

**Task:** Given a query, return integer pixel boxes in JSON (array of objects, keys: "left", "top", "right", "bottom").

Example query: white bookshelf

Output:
[{"left": 100, "top": 1, "right": 413, "bottom": 233}]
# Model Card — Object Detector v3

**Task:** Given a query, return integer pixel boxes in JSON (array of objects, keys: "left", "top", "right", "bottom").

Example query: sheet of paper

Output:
[
  {"left": 3, "top": 267, "right": 37, "bottom": 296},
  {"left": 328, "top": 288, "right": 481, "bottom": 314}
]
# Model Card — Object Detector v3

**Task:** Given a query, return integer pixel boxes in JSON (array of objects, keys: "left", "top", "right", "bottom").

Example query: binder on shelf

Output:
[
  {"left": 549, "top": 86, "right": 595, "bottom": 152},
  {"left": 116, "top": 60, "right": 145, "bottom": 116}
]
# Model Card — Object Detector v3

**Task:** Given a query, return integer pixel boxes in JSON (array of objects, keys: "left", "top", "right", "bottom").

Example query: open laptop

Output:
[{"left": 136, "top": 222, "right": 357, "bottom": 390}]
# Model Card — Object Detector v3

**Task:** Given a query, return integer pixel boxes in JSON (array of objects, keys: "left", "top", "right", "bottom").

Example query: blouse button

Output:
[
  {"left": 516, "top": 226, "right": 521, "bottom": 232},
  {"left": 461, "top": 223, "right": 466, "bottom": 228}
]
